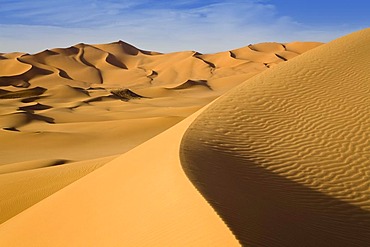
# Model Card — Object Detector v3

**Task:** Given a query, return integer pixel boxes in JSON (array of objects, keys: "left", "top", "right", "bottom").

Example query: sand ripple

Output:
[{"left": 181, "top": 28, "right": 370, "bottom": 246}]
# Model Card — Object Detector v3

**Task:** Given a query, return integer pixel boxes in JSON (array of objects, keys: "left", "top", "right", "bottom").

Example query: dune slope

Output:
[
  {"left": 0, "top": 40, "right": 321, "bottom": 225},
  {"left": 0, "top": 108, "right": 239, "bottom": 246},
  {"left": 0, "top": 41, "right": 320, "bottom": 166},
  {"left": 181, "top": 29, "right": 370, "bottom": 246},
  {"left": 0, "top": 156, "right": 117, "bottom": 224}
]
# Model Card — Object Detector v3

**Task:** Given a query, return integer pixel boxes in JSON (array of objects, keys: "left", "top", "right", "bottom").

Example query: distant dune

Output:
[
  {"left": 3, "top": 29, "right": 366, "bottom": 246},
  {"left": 0, "top": 39, "right": 321, "bottom": 230}
]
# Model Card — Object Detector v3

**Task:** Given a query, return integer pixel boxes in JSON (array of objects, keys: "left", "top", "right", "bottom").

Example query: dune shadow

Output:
[
  {"left": 58, "top": 69, "right": 73, "bottom": 80},
  {"left": 167, "top": 80, "right": 212, "bottom": 90},
  {"left": 110, "top": 88, "right": 147, "bottom": 101},
  {"left": 32, "top": 113, "right": 55, "bottom": 124},
  {"left": 106, "top": 53, "right": 128, "bottom": 69},
  {"left": 18, "top": 103, "right": 52, "bottom": 112},
  {"left": 180, "top": 139, "right": 370, "bottom": 246},
  {"left": 0, "top": 87, "right": 47, "bottom": 99}
]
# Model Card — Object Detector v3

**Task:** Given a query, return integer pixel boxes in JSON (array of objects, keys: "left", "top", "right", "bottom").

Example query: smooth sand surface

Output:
[
  {"left": 181, "top": 28, "right": 370, "bottom": 246},
  {"left": 0, "top": 39, "right": 320, "bottom": 230},
  {"left": 0, "top": 108, "right": 240, "bottom": 246},
  {"left": 0, "top": 155, "right": 117, "bottom": 224}
]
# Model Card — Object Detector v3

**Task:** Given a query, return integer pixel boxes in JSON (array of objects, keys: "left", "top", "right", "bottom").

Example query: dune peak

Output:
[{"left": 181, "top": 28, "right": 370, "bottom": 246}]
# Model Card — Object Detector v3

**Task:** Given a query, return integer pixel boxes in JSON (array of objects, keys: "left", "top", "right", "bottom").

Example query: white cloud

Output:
[{"left": 0, "top": 0, "right": 363, "bottom": 54}]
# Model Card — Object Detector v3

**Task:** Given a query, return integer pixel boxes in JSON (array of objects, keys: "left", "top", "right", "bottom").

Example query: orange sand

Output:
[
  {"left": 181, "top": 28, "right": 370, "bottom": 246},
  {"left": 7, "top": 31, "right": 369, "bottom": 246}
]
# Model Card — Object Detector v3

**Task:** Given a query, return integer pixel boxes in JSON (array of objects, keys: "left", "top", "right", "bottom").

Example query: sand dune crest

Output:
[
  {"left": 0, "top": 37, "right": 325, "bottom": 245},
  {"left": 0, "top": 109, "right": 239, "bottom": 246},
  {"left": 181, "top": 28, "right": 370, "bottom": 246}
]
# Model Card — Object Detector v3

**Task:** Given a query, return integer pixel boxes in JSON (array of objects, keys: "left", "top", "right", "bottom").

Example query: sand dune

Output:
[
  {"left": 0, "top": 109, "right": 240, "bottom": 246},
  {"left": 0, "top": 36, "right": 326, "bottom": 245},
  {"left": 0, "top": 156, "right": 116, "bottom": 225},
  {"left": 2, "top": 29, "right": 368, "bottom": 246},
  {"left": 0, "top": 40, "right": 317, "bottom": 166},
  {"left": 0, "top": 56, "right": 32, "bottom": 77},
  {"left": 181, "top": 28, "right": 370, "bottom": 246}
]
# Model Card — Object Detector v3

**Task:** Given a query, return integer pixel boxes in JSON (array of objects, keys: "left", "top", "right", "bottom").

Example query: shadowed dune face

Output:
[
  {"left": 180, "top": 149, "right": 370, "bottom": 246},
  {"left": 180, "top": 29, "right": 370, "bottom": 246},
  {"left": 0, "top": 86, "right": 46, "bottom": 99}
]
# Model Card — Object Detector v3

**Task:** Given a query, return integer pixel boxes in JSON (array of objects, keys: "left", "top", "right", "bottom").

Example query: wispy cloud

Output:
[
  {"left": 0, "top": 0, "right": 364, "bottom": 53},
  {"left": 0, "top": 0, "right": 144, "bottom": 27}
]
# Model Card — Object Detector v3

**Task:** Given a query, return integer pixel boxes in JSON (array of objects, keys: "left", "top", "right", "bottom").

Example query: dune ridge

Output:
[
  {"left": 0, "top": 37, "right": 325, "bottom": 244},
  {"left": 180, "top": 28, "right": 370, "bottom": 246},
  {"left": 0, "top": 40, "right": 320, "bottom": 222},
  {"left": 0, "top": 107, "right": 240, "bottom": 246}
]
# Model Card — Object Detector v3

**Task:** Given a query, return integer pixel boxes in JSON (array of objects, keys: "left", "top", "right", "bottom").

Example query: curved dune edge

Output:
[
  {"left": 0, "top": 156, "right": 117, "bottom": 224},
  {"left": 0, "top": 106, "right": 239, "bottom": 246},
  {"left": 0, "top": 40, "right": 323, "bottom": 245},
  {"left": 0, "top": 41, "right": 321, "bottom": 166},
  {"left": 0, "top": 57, "right": 32, "bottom": 77},
  {"left": 0, "top": 41, "right": 322, "bottom": 230},
  {"left": 180, "top": 29, "right": 370, "bottom": 246}
]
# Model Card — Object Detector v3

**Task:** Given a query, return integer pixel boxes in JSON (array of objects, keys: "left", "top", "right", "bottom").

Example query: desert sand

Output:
[
  {"left": 0, "top": 28, "right": 368, "bottom": 246},
  {"left": 0, "top": 39, "right": 319, "bottom": 227},
  {"left": 181, "top": 28, "right": 370, "bottom": 246}
]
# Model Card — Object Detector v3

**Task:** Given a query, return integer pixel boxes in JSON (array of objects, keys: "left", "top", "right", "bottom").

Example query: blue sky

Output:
[{"left": 0, "top": 0, "right": 369, "bottom": 53}]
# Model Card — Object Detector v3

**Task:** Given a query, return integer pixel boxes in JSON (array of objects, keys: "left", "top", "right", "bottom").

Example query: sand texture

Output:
[
  {"left": 181, "top": 28, "right": 370, "bottom": 246},
  {"left": 1, "top": 28, "right": 368, "bottom": 246},
  {"left": 0, "top": 39, "right": 320, "bottom": 231},
  {"left": 0, "top": 41, "right": 318, "bottom": 165}
]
